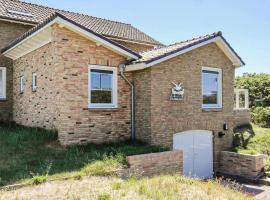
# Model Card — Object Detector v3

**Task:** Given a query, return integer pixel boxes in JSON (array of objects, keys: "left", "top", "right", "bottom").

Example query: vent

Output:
[{"left": 7, "top": 9, "right": 33, "bottom": 17}]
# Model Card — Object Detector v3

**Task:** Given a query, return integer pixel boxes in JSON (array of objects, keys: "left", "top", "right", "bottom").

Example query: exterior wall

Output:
[
  {"left": 233, "top": 110, "right": 251, "bottom": 127},
  {"left": 53, "top": 25, "right": 132, "bottom": 145},
  {"left": 0, "top": 20, "right": 32, "bottom": 121},
  {"left": 219, "top": 151, "right": 265, "bottom": 178},
  {"left": 114, "top": 40, "right": 155, "bottom": 53},
  {"left": 134, "top": 43, "right": 244, "bottom": 168},
  {"left": 13, "top": 43, "right": 59, "bottom": 129},
  {"left": 126, "top": 150, "right": 183, "bottom": 177},
  {"left": 13, "top": 24, "right": 133, "bottom": 145},
  {"left": 133, "top": 68, "right": 152, "bottom": 143}
]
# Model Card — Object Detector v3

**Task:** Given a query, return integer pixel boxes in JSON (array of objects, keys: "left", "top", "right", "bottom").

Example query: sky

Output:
[{"left": 24, "top": 0, "right": 270, "bottom": 75}]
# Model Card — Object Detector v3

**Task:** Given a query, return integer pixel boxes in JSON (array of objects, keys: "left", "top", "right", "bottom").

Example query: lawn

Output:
[
  {"left": 0, "top": 176, "right": 253, "bottom": 200},
  {"left": 0, "top": 123, "right": 166, "bottom": 186}
]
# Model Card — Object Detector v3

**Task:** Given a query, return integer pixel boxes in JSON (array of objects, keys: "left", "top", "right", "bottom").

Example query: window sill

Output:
[
  {"left": 234, "top": 108, "right": 250, "bottom": 111},
  {"left": 83, "top": 108, "right": 119, "bottom": 112},
  {"left": 0, "top": 98, "right": 7, "bottom": 102},
  {"left": 202, "top": 108, "right": 223, "bottom": 112}
]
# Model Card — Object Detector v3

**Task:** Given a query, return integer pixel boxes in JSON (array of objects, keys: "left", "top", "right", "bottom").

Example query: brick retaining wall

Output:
[
  {"left": 125, "top": 150, "right": 183, "bottom": 177},
  {"left": 219, "top": 151, "right": 265, "bottom": 179}
]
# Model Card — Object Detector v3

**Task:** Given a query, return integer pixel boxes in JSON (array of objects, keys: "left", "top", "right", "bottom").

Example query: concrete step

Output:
[{"left": 258, "top": 177, "right": 270, "bottom": 186}]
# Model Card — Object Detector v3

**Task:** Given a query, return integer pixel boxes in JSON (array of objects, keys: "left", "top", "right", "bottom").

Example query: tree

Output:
[{"left": 235, "top": 73, "right": 270, "bottom": 107}]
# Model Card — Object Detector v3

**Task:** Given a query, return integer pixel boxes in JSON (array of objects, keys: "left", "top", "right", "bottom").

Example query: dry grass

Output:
[{"left": 0, "top": 175, "right": 253, "bottom": 200}]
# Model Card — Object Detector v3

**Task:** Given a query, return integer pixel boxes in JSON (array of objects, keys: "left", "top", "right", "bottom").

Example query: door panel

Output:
[{"left": 173, "top": 130, "right": 213, "bottom": 178}]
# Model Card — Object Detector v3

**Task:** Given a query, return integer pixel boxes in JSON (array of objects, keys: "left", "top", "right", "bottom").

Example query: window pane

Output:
[
  {"left": 91, "top": 90, "right": 112, "bottom": 103},
  {"left": 239, "top": 91, "right": 245, "bottom": 108},
  {"left": 203, "top": 71, "right": 218, "bottom": 104},
  {"left": 101, "top": 74, "right": 112, "bottom": 90},
  {"left": 91, "top": 73, "right": 100, "bottom": 89}
]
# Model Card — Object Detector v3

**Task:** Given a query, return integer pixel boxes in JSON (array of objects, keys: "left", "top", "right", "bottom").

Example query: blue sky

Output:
[{"left": 25, "top": 0, "right": 270, "bottom": 75}]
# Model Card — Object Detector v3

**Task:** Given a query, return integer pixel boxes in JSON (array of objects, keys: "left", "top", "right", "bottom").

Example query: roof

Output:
[
  {"left": 125, "top": 32, "right": 245, "bottom": 71},
  {"left": 1, "top": 13, "right": 141, "bottom": 60},
  {"left": 0, "top": 0, "right": 162, "bottom": 45}
]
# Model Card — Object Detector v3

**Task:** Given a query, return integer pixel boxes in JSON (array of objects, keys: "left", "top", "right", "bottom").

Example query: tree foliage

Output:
[{"left": 235, "top": 73, "right": 270, "bottom": 107}]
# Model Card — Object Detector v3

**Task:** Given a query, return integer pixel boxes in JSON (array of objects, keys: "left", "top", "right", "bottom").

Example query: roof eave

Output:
[
  {"left": 126, "top": 35, "right": 245, "bottom": 71},
  {"left": 2, "top": 13, "right": 141, "bottom": 60}
]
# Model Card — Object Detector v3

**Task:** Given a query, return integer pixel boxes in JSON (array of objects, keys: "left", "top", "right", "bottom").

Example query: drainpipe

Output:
[{"left": 119, "top": 64, "right": 136, "bottom": 144}]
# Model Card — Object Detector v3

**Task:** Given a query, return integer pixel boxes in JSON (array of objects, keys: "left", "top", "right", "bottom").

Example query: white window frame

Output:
[
  {"left": 32, "top": 72, "right": 37, "bottom": 91},
  {"left": 88, "top": 65, "right": 118, "bottom": 109},
  {"left": 202, "top": 66, "right": 223, "bottom": 109},
  {"left": 20, "top": 76, "right": 25, "bottom": 93},
  {"left": 234, "top": 89, "right": 249, "bottom": 110},
  {"left": 0, "top": 67, "right": 6, "bottom": 99}
]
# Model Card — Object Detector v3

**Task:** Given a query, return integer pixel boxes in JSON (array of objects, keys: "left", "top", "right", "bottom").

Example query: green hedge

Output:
[{"left": 251, "top": 107, "right": 270, "bottom": 127}]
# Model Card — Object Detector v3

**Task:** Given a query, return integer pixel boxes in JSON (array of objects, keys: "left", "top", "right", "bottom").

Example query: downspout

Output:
[{"left": 119, "top": 64, "right": 136, "bottom": 144}]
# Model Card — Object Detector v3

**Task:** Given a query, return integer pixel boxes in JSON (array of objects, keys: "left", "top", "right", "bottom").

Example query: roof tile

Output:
[{"left": 0, "top": 0, "right": 162, "bottom": 45}]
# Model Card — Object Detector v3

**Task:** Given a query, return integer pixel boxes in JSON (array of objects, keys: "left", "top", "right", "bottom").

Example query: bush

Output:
[
  {"left": 31, "top": 175, "right": 48, "bottom": 185},
  {"left": 235, "top": 73, "right": 270, "bottom": 107},
  {"left": 251, "top": 107, "right": 270, "bottom": 127},
  {"left": 233, "top": 123, "right": 254, "bottom": 148}
]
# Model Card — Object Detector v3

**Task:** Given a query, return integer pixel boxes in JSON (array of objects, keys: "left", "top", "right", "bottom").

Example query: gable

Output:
[
  {"left": 1, "top": 13, "right": 141, "bottom": 60},
  {"left": 125, "top": 32, "right": 244, "bottom": 71}
]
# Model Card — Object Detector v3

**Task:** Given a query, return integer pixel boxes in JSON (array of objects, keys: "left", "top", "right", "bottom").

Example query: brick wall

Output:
[
  {"left": 233, "top": 110, "right": 251, "bottom": 127},
  {"left": 13, "top": 24, "right": 132, "bottom": 145},
  {"left": 13, "top": 43, "right": 59, "bottom": 129},
  {"left": 134, "top": 43, "right": 247, "bottom": 169},
  {"left": 126, "top": 150, "right": 183, "bottom": 176},
  {"left": 0, "top": 20, "right": 32, "bottom": 121},
  {"left": 219, "top": 151, "right": 265, "bottom": 178}
]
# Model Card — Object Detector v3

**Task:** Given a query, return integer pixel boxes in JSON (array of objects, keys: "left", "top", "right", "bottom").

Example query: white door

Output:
[{"left": 173, "top": 130, "right": 213, "bottom": 179}]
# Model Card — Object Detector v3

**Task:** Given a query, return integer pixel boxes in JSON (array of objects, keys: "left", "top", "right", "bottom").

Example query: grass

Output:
[
  {"left": 0, "top": 175, "right": 253, "bottom": 200},
  {"left": 0, "top": 123, "right": 166, "bottom": 186},
  {"left": 234, "top": 124, "right": 270, "bottom": 169}
]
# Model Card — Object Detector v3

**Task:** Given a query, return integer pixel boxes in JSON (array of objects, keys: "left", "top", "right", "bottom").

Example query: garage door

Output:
[{"left": 173, "top": 130, "right": 213, "bottom": 179}]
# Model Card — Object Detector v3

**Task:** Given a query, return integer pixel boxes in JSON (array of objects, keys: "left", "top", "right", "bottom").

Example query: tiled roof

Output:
[
  {"left": 135, "top": 32, "right": 244, "bottom": 65},
  {"left": 0, "top": 0, "right": 162, "bottom": 45},
  {"left": 1, "top": 12, "right": 142, "bottom": 59}
]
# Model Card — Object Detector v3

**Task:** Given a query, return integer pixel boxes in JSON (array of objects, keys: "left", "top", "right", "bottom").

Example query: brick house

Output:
[{"left": 0, "top": 0, "right": 250, "bottom": 177}]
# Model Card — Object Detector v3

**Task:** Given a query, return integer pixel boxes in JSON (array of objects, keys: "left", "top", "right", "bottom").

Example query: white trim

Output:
[
  {"left": 32, "top": 72, "right": 37, "bottom": 91},
  {"left": 20, "top": 75, "right": 25, "bottom": 93},
  {"left": 0, "top": 17, "right": 36, "bottom": 26},
  {"left": 126, "top": 36, "right": 244, "bottom": 72},
  {"left": 88, "top": 65, "right": 118, "bottom": 109},
  {"left": 106, "top": 36, "right": 158, "bottom": 47},
  {"left": 0, "top": 67, "right": 6, "bottom": 99},
  {"left": 201, "top": 67, "right": 223, "bottom": 109},
  {"left": 3, "top": 16, "right": 139, "bottom": 60},
  {"left": 234, "top": 89, "right": 249, "bottom": 110}
]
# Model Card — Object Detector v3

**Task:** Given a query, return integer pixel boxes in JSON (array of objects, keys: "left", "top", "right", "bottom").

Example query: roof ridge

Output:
[
  {"left": 139, "top": 31, "right": 223, "bottom": 55},
  {"left": 12, "top": 0, "right": 132, "bottom": 26},
  {"left": 166, "top": 31, "right": 222, "bottom": 47}
]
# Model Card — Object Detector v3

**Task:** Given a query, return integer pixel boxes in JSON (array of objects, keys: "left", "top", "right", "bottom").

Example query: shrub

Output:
[
  {"left": 233, "top": 123, "right": 254, "bottom": 148},
  {"left": 31, "top": 175, "right": 48, "bottom": 185},
  {"left": 251, "top": 107, "right": 270, "bottom": 127},
  {"left": 235, "top": 73, "right": 270, "bottom": 107}
]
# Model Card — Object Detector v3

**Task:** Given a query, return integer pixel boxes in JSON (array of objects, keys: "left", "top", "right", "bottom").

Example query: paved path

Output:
[{"left": 243, "top": 184, "right": 270, "bottom": 199}]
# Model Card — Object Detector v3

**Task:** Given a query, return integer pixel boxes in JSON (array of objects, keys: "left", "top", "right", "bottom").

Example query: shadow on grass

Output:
[{"left": 0, "top": 122, "right": 166, "bottom": 186}]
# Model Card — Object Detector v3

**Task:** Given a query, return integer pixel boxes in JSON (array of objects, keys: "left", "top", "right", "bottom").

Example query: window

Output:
[
  {"left": 234, "top": 89, "right": 249, "bottom": 110},
  {"left": 0, "top": 67, "right": 6, "bottom": 99},
  {"left": 32, "top": 72, "right": 37, "bottom": 91},
  {"left": 202, "top": 67, "right": 222, "bottom": 109},
  {"left": 20, "top": 76, "right": 25, "bottom": 93},
  {"left": 89, "top": 65, "right": 117, "bottom": 108}
]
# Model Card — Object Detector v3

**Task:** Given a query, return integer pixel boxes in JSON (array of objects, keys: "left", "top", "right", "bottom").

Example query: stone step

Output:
[{"left": 258, "top": 177, "right": 270, "bottom": 186}]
